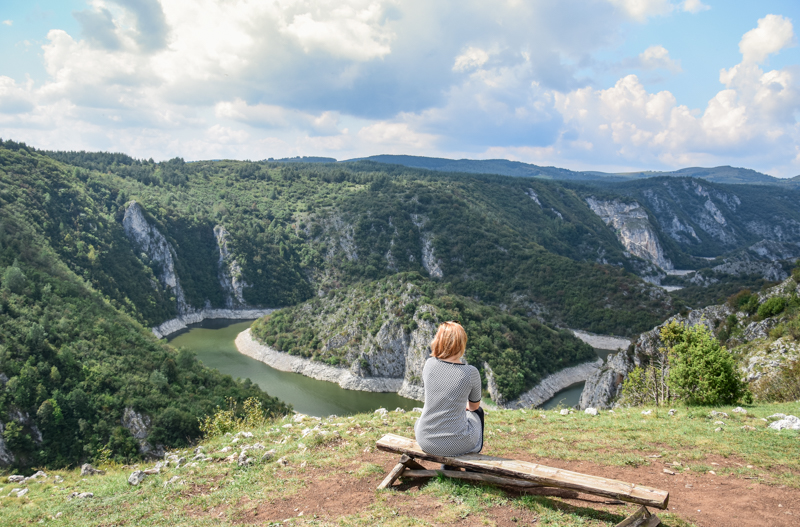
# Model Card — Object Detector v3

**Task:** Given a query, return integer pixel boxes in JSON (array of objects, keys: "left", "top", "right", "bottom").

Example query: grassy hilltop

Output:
[{"left": 2, "top": 402, "right": 799, "bottom": 526}]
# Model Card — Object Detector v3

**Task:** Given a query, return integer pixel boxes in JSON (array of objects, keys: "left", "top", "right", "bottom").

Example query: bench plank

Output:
[
  {"left": 401, "top": 469, "right": 546, "bottom": 489},
  {"left": 376, "top": 434, "right": 668, "bottom": 510}
]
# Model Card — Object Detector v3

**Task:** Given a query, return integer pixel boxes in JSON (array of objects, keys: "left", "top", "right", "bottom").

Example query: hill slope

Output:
[
  {"left": 3, "top": 403, "right": 799, "bottom": 526},
  {"left": 0, "top": 142, "right": 290, "bottom": 469}
]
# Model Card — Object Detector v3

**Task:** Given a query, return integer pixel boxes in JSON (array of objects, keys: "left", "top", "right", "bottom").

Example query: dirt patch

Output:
[
  {"left": 196, "top": 446, "right": 799, "bottom": 526},
  {"left": 500, "top": 450, "right": 800, "bottom": 527}
]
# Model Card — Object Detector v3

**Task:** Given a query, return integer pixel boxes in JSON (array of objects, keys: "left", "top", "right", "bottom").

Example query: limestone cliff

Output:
[
  {"left": 585, "top": 197, "right": 673, "bottom": 270},
  {"left": 123, "top": 202, "right": 272, "bottom": 338},
  {"left": 580, "top": 276, "right": 800, "bottom": 408},
  {"left": 213, "top": 225, "right": 249, "bottom": 308},
  {"left": 123, "top": 201, "right": 190, "bottom": 314}
]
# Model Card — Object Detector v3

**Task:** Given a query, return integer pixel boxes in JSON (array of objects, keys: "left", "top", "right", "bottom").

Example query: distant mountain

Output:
[
  {"left": 353, "top": 155, "right": 800, "bottom": 188},
  {"left": 585, "top": 166, "right": 794, "bottom": 186},
  {"left": 270, "top": 156, "right": 337, "bottom": 163},
  {"left": 348, "top": 154, "right": 608, "bottom": 181}
]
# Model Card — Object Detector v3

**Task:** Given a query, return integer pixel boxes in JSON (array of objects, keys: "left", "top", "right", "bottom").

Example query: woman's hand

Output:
[{"left": 467, "top": 400, "right": 481, "bottom": 411}]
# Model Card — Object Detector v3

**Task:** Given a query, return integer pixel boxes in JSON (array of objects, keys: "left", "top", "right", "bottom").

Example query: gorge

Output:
[{"left": 3, "top": 140, "right": 800, "bottom": 468}]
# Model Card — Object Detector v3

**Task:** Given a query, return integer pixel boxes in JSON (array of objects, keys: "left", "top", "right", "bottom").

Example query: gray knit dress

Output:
[{"left": 414, "top": 357, "right": 483, "bottom": 456}]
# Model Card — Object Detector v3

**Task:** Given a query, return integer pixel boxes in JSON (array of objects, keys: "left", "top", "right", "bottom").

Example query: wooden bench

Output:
[{"left": 376, "top": 434, "right": 668, "bottom": 527}]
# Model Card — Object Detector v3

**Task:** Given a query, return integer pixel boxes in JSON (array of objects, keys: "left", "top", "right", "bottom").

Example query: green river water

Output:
[
  {"left": 168, "top": 319, "right": 610, "bottom": 415},
  {"left": 168, "top": 319, "right": 418, "bottom": 417}
]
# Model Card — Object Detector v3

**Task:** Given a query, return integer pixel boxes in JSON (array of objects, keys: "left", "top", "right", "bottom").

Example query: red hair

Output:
[{"left": 431, "top": 322, "right": 467, "bottom": 360}]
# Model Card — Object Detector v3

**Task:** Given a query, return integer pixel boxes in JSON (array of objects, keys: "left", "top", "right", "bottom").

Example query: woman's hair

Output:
[{"left": 430, "top": 322, "right": 467, "bottom": 360}]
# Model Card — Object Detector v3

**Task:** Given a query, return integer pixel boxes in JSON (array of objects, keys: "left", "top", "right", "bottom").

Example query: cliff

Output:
[
  {"left": 122, "top": 201, "right": 273, "bottom": 338},
  {"left": 580, "top": 275, "right": 800, "bottom": 409},
  {"left": 586, "top": 197, "right": 673, "bottom": 270},
  {"left": 248, "top": 273, "right": 597, "bottom": 404}
]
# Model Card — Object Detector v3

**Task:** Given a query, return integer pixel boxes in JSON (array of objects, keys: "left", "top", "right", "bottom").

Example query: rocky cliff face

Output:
[
  {"left": 123, "top": 202, "right": 271, "bottom": 338},
  {"left": 121, "top": 407, "right": 164, "bottom": 458},
  {"left": 123, "top": 201, "right": 190, "bottom": 315},
  {"left": 585, "top": 197, "right": 673, "bottom": 270},
  {"left": 580, "top": 276, "right": 800, "bottom": 408},
  {"left": 213, "top": 225, "right": 249, "bottom": 308},
  {"left": 0, "top": 421, "right": 14, "bottom": 466}
]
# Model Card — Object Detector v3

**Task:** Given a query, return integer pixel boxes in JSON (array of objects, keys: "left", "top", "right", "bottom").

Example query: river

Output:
[
  {"left": 168, "top": 319, "right": 418, "bottom": 417},
  {"left": 540, "top": 349, "right": 612, "bottom": 410},
  {"left": 169, "top": 319, "right": 611, "bottom": 415}
]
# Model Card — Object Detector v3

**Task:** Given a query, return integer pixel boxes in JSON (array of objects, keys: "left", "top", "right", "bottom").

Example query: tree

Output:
[
  {"left": 2, "top": 263, "right": 27, "bottom": 294},
  {"left": 667, "top": 322, "right": 748, "bottom": 406}
]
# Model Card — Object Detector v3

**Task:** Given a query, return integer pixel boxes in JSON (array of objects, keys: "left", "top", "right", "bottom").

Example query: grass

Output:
[{"left": 1, "top": 401, "right": 798, "bottom": 526}]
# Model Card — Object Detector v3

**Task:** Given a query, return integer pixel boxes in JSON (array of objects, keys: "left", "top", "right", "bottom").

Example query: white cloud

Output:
[
  {"left": 453, "top": 47, "right": 490, "bottom": 72},
  {"left": 607, "top": 0, "right": 674, "bottom": 21},
  {"left": 2, "top": 1, "right": 799, "bottom": 177},
  {"left": 2, "top": 20, "right": 12, "bottom": 26},
  {"left": 681, "top": 0, "right": 710, "bottom": 14},
  {"left": 0, "top": 77, "right": 35, "bottom": 114},
  {"left": 357, "top": 122, "right": 438, "bottom": 150},
  {"left": 548, "top": 17, "right": 800, "bottom": 172},
  {"left": 739, "top": 14, "right": 795, "bottom": 64},
  {"left": 215, "top": 98, "right": 342, "bottom": 135},
  {"left": 280, "top": 2, "right": 394, "bottom": 61},
  {"left": 629, "top": 45, "right": 682, "bottom": 72}
]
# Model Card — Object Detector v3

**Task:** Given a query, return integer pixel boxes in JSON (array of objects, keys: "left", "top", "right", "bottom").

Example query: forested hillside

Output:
[
  {"left": 6, "top": 137, "right": 798, "bottom": 470},
  {"left": 251, "top": 273, "right": 595, "bottom": 402},
  {"left": 31, "top": 145, "right": 675, "bottom": 335},
  {"left": 0, "top": 142, "right": 291, "bottom": 468}
]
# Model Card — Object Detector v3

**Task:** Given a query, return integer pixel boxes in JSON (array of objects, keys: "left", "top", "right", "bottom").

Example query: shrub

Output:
[
  {"left": 728, "top": 289, "right": 759, "bottom": 314},
  {"left": 667, "top": 323, "right": 748, "bottom": 406},
  {"left": 751, "top": 359, "right": 800, "bottom": 402},
  {"left": 758, "top": 296, "right": 786, "bottom": 319}
]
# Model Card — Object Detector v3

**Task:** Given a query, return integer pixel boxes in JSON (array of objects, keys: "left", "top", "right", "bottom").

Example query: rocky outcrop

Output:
[
  {"left": 123, "top": 201, "right": 190, "bottom": 314},
  {"left": 411, "top": 214, "right": 443, "bottom": 279},
  {"left": 123, "top": 203, "right": 272, "bottom": 339},
  {"left": 420, "top": 234, "right": 443, "bottom": 279},
  {"left": 121, "top": 407, "right": 164, "bottom": 458},
  {"left": 151, "top": 308, "right": 276, "bottom": 339},
  {"left": 0, "top": 421, "right": 14, "bottom": 466},
  {"left": 585, "top": 197, "right": 673, "bottom": 270},
  {"left": 236, "top": 329, "right": 407, "bottom": 395},
  {"left": 579, "top": 352, "right": 635, "bottom": 409},
  {"left": 213, "top": 225, "right": 249, "bottom": 308},
  {"left": 494, "top": 359, "right": 603, "bottom": 409}
]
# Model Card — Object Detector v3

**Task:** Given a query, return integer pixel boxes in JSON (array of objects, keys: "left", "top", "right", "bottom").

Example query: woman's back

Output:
[{"left": 414, "top": 357, "right": 482, "bottom": 456}]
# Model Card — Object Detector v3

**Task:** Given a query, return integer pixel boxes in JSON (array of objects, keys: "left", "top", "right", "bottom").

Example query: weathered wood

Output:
[
  {"left": 401, "top": 469, "right": 547, "bottom": 489},
  {"left": 401, "top": 457, "right": 426, "bottom": 471},
  {"left": 377, "top": 454, "right": 413, "bottom": 490},
  {"left": 616, "top": 506, "right": 649, "bottom": 527},
  {"left": 377, "top": 434, "right": 669, "bottom": 510}
]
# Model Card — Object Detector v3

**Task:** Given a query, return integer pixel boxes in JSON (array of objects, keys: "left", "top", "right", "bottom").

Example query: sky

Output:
[{"left": 1, "top": 1, "right": 800, "bottom": 177}]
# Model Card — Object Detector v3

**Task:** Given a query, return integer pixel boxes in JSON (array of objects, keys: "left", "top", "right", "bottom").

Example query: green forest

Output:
[
  {"left": 251, "top": 272, "right": 596, "bottom": 401},
  {"left": 3, "top": 137, "right": 796, "bottom": 470}
]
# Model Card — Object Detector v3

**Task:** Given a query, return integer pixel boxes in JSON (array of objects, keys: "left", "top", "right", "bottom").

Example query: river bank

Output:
[
  {"left": 235, "top": 328, "right": 409, "bottom": 395},
  {"left": 152, "top": 308, "right": 277, "bottom": 339},
  {"left": 570, "top": 329, "right": 631, "bottom": 351},
  {"left": 501, "top": 358, "right": 604, "bottom": 409}
]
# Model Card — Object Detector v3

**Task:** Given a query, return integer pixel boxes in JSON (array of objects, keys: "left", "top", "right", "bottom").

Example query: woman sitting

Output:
[{"left": 414, "top": 321, "right": 484, "bottom": 459}]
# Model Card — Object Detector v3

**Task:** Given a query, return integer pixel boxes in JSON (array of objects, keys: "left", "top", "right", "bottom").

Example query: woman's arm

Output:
[{"left": 467, "top": 400, "right": 481, "bottom": 411}]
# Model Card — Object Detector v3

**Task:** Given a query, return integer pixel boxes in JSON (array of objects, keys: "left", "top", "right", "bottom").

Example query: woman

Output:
[{"left": 414, "top": 321, "right": 484, "bottom": 458}]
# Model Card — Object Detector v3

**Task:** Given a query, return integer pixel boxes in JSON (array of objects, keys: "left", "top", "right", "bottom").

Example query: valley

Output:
[{"left": 1, "top": 138, "right": 799, "bottom": 470}]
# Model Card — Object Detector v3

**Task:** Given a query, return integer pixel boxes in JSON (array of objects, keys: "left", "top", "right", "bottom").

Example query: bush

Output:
[
  {"left": 758, "top": 296, "right": 787, "bottom": 319},
  {"left": 728, "top": 289, "right": 759, "bottom": 314},
  {"left": 667, "top": 323, "right": 748, "bottom": 406},
  {"left": 751, "top": 359, "right": 800, "bottom": 402}
]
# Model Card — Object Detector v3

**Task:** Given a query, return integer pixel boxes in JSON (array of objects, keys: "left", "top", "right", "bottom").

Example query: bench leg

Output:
[
  {"left": 377, "top": 454, "right": 421, "bottom": 490},
  {"left": 616, "top": 505, "right": 661, "bottom": 527}
]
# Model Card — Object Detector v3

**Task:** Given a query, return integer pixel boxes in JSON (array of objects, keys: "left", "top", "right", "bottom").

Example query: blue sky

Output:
[{"left": 1, "top": 1, "right": 800, "bottom": 177}]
